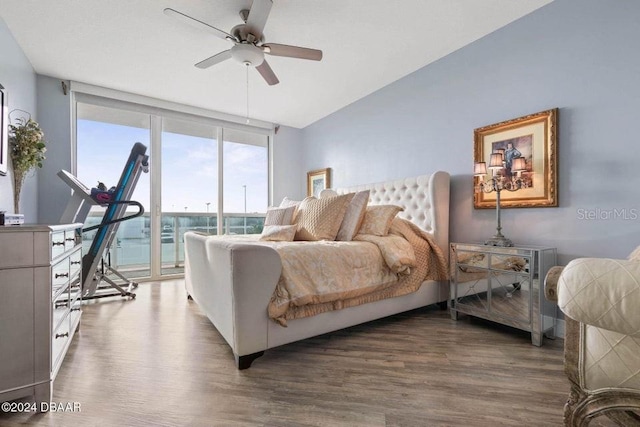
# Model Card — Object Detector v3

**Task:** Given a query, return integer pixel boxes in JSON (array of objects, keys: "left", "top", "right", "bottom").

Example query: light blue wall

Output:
[
  {"left": 0, "top": 18, "right": 37, "bottom": 221},
  {"left": 272, "top": 125, "right": 304, "bottom": 204},
  {"left": 301, "top": 0, "right": 640, "bottom": 264},
  {"left": 36, "top": 75, "right": 72, "bottom": 224}
]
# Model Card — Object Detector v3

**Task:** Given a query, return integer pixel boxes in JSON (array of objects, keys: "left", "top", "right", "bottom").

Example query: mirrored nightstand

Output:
[{"left": 450, "top": 242, "right": 557, "bottom": 346}]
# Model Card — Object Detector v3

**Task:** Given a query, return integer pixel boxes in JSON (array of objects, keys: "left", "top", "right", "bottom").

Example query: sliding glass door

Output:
[
  {"left": 76, "top": 103, "right": 151, "bottom": 279},
  {"left": 222, "top": 129, "right": 269, "bottom": 235},
  {"left": 75, "top": 98, "right": 271, "bottom": 281},
  {"left": 161, "top": 118, "right": 218, "bottom": 275}
]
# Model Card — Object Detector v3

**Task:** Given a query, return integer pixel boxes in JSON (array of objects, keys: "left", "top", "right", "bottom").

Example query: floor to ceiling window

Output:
[
  {"left": 76, "top": 103, "right": 152, "bottom": 279},
  {"left": 160, "top": 118, "right": 218, "bottom": 276},
  {"left": 222, "top": 129, "right": 269, "bottom": 235},
  {"left": 75, "top": 95, "right": 271, "bottom": 281}
]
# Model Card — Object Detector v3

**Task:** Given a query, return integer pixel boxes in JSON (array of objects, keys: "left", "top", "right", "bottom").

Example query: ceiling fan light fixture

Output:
[
  {"left": 167, "top": 0, "right": 323, "bottom": 85},
  {"left": 231, "top": 43, "right": 264, "bottom": 66}
]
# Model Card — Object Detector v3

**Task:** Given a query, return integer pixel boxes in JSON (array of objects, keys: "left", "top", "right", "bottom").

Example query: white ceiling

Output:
[{"left": 0, "top": 0, "right": 552, "bottom": 128}]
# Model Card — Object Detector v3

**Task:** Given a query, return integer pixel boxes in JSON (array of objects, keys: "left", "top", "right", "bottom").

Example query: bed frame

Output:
[{"left": 184, "top": 171, "right": 450, "bottom": 369}]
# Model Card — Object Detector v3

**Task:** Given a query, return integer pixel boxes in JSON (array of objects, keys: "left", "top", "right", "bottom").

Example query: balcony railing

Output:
[{"left": 83, "top": 211, "right": 265, "bottom": 278}]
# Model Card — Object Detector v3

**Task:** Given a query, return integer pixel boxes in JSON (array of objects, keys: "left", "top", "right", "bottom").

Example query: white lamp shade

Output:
[
  {"left": 487, "top": 153, "right": 504, "bottom": 169},
  {"left": 474, "top": 162, "right": 487, "bottom": 176},
  {"left": 512, "top": 157, "right": 526, "bottom": 171}
]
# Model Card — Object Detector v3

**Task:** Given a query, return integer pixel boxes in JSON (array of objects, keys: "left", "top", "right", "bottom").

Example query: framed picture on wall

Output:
[
  {"left": 474, "top": 108, "right": 558, "bottom": 208},
  {"left": 307, "top": 168, "right": 331, "bottom": 197},
  {"left": 0, "top": 84, "right": 8, "bottom": 176}
]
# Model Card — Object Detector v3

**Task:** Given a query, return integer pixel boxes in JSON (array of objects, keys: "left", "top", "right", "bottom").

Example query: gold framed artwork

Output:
[
  {"left": 474, "top": 108, "right": 558, "bottom": 208},
  {"left": 307, "top": 168, "right": 331, "bottom": 197}
]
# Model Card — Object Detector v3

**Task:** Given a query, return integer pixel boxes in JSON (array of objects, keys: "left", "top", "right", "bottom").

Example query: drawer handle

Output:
[
  {"left": 52, "top": 241, "right": 65, "bottom": 247},
  {"left": 65, "top": 237, "right": 75, "bottom": 242},
  {"left": 55, "top": 302, "right": 68, "bottom": 309},
  {"left": 55, "top": 332, "right": 69, "bottom": 339},
  {"left": 71, "top": 261, "right": 81, "bottom": 265},
  {"left": 55, "top": 273, "right": 69, "bottom": 279},
  {"left": 71, "top": 308, "right": 81, "bottom": 312}
]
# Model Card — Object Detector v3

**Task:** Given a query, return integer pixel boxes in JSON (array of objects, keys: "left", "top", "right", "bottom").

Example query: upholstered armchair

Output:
[{"left": 545, "top": 251, "right": 640, "bottom": 426}]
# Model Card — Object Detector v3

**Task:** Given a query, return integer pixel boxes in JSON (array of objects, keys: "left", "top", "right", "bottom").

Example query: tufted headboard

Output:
[{"left": 336, "top": 171, "right": 450, "bottom": 256}]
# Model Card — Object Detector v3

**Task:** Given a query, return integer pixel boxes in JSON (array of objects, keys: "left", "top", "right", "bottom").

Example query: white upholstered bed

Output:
[{"left": 184, "top": 171, "right": 450, "bottom": 369}]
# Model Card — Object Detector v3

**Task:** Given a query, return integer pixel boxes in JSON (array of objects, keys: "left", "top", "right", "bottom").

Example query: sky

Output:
[{"left": 76, "top": 119, "right": 268, "bottom": 214}]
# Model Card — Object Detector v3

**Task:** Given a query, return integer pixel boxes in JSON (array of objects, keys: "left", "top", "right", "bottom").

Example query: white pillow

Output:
[
  {"left": 264, "top": 206, "right": 296, "bottom": 226},
  {"left": 279, "top": 196, "right": 301, "bottom": 208},
  {"left": 319, "top": 189, "right": 338, "bottom": 198},
  {"left": 260, "top": 225, "right": 297, "bottom": 242}
]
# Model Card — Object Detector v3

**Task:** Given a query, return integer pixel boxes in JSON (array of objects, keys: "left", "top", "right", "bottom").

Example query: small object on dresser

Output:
[{"left": 0, "top": 211, "right": 25, "bottom": 225}]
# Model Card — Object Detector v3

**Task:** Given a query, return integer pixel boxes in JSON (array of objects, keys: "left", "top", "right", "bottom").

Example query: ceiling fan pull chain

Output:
[{"left": 246, "top": 64, "right": 250, "bottom": 124}]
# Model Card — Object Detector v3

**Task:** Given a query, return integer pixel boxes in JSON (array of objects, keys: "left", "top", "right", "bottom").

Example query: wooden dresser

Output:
[{"left": 0, "top": 223, "right": 83, "bottom": 405}]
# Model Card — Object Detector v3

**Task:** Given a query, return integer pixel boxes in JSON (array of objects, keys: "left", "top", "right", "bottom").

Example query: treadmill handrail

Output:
[{"left": 82, "top": 200, "right": 145, "bottom": 232}]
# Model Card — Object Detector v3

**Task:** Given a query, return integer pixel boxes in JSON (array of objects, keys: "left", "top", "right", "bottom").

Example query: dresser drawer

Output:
[
  {"left": 51, "top": 257, "right": 70, "bottom": 299},
  {"left": 51, "top": 231, "right": 67, "bottom": 260},
  {"left": 52, "top": 319, "right": 70, "bottom": 372},
  {"left": 69, "top": 249, "right": 82, "bottom": 280},
  {"left": 64, "top": 229, "right": 79, "bottom": 252},
  {"left": 69, "top": 276, "right": 82, "bottom": 299},
  {"left": 69, "top": 297, "right": 82, "bottom": 324},
  {"left": 52, "top": 291, "right": 70, "bottom": 333},
  {"left": 69, "top": 278, "right": 82, "bottom": 313}
]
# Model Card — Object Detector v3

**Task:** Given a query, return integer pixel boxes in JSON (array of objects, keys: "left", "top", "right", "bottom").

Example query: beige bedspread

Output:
[{"left": 268, "top": 218, "right": 448, "bottom": 326}]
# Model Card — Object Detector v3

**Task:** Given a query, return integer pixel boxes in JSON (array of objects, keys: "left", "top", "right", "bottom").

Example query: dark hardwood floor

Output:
[{"left": 1, "top": 280, "right": 577, "bottom": 426}]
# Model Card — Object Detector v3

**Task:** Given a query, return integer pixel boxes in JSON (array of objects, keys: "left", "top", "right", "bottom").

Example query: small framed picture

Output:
[{"left": 307, "top": 168, "right": 331, "bottom": 197}]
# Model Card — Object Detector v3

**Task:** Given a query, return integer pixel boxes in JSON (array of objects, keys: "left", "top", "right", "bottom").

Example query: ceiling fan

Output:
[{"left": 164, "top": 0, "right": 323, "bottom": 86}]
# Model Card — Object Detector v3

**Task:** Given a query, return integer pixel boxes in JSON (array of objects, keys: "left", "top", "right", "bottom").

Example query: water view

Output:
[{"left": 83, "top": 211, "right": 265, "bottom": 278}]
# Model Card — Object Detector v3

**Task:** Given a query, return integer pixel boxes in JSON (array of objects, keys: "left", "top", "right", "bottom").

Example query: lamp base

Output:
[{"left": 484, "top": 236, "right": 514, "bottom": 247}]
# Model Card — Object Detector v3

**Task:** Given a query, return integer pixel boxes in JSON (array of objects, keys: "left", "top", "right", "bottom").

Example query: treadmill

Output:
[{"left": 58, "top": 142, "right": 149, "bottom": 299}]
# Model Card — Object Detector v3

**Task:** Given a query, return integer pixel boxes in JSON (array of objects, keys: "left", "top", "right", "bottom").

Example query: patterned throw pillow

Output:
[
  {"left": 279, "top": 197, "right": 302, "bottom": 222},
  {"left": 260, "top": 225, "right": 297, "bottom": 242},
  {"left": 294, "top": 193, "right": 354, "bottom": 241},
  {"left": 264, "top": 206, "right": 296, "bottom": 226},
  {"left": 357, "top": 205, "right": 404, "bottom": 236},
  {"left": 336, "top": 190, "right": 370, "bottom": 241}
]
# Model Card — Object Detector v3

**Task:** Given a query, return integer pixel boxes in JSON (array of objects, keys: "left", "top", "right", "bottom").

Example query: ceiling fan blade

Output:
[
  {"left": 246, "top": 0, "right": 273, "bottom": 39},
  {"left": 255, "top": 60, "right": 279, "bottom": 86},
  {"left": 263, "top": 43, "right": 323, "bottom": 61},
  {"left": 164, "top": 8, "right": 236, "bottom": 42},
  {"left": 195, "top": 50, "right": 232, "bottom": 69}
]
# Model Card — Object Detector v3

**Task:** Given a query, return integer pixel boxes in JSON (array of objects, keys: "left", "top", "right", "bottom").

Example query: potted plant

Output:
[{"left": 8, "top": 116, "right": 46, "bottom": 214}]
